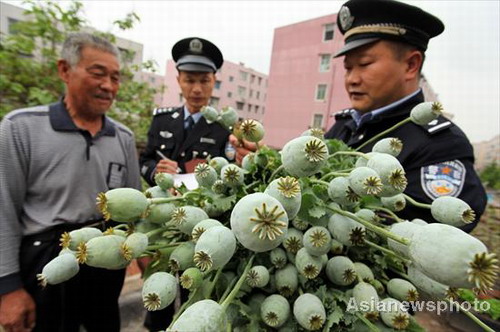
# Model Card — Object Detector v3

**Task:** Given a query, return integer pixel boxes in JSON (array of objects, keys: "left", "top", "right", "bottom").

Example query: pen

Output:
[{"left": 156, "top": 150, "right": 182, "bottom": 173}]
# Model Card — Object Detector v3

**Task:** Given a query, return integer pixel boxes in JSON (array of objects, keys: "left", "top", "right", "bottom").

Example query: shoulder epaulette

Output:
[
  {"left": 153, "top": 107, "right": 176, "bottom": 116},
  {"left": 423, "top": 117, "right": 452, "bottom": 135},
  {"left": 334, "top": 108, "right": 354, "bottom": 120}
]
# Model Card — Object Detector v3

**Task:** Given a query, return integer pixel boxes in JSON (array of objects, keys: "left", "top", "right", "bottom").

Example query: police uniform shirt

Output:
[
  {"left": 139, "top": 106, "right": 230, "bottom": 186},
  {"left": 325, "top": 90, "right": 487, "bottom": 232}
]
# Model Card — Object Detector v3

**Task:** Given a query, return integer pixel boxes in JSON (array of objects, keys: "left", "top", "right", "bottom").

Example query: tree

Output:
[
  {"left": 479, "top": 162, "right": 500, "bottom": 190},
  {"left": 0, "top": 0, "right": 162, "bottom": 143}
]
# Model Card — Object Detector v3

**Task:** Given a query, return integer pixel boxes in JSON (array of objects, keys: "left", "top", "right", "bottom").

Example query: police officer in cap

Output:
[
  {"left": 324, "top": 0, "right": 486, "bottom": 231},
  {"left": 140, "top": 37, "right": 230, "bottom": 186}
]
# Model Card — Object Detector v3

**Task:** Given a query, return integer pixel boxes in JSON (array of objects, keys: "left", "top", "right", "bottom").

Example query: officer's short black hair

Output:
[{"left": 334, "top": 0, "right": 444, "bottom": 57}]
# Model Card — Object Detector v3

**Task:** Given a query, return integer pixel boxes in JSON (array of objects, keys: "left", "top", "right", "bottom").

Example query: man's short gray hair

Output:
[{"left": 61, "top": 32, "right": 120, "bottom": 67}]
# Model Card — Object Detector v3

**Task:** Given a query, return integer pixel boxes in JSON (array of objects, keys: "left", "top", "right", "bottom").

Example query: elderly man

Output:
[
  {"left": 139, "top": 37, "right": 231, "bottom": 186},
  {"left": 0, "top": 32, "right": 141, "bottom": 332}
]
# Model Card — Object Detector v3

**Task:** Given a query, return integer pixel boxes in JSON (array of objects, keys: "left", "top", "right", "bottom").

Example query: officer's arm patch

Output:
[{"left": 420, "top": 160, "right": 466, "bottom": 200}]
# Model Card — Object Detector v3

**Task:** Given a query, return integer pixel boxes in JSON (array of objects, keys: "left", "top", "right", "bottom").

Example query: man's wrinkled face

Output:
[
  {"left": 343, "top": 41, "right": 408, "bottom": 113},
  {"left": 177, "top": 71, "right": 215, "bottom": 113},
  {"left": 63, "top": 47, "right": 120, "bottom": 117}
]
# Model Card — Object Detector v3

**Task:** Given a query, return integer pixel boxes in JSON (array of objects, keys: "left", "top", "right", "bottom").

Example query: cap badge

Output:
[
  {"left": 339, "top": 6, "right": 354, "bottom": 31},
  {"left": 189, "top": 38, "right": 203, "bottom": 53}
]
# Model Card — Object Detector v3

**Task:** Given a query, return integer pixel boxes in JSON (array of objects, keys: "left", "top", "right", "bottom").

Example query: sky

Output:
[{"left": 4, "top": 0, "right": 499, "bottom": 143}]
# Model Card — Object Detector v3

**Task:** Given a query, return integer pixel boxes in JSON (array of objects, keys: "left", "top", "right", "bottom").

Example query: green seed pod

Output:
[
  {"left": 169, "top": 241, "right": 195, "bottom": 272},
  {"left": 211, "top": 179, "right": 227, "bottom": 195},
  {"left": 355, "top": 152, "right": 378, "bottom": 168},
  {"left": 379, "top": 298, "right": 410, "bottom": 330},
  {"left": 180, "top": 267, "right": 203, "bottom": 290},
  {"left": 410, "top": 101, "right": 443, "bottom": 126},
  {"left": 60, "top": 227, "right": 103, "bottom": 250},
  {"left": 171, "top": 206, "right": 209, "bottom": 235},
  {"left": 135, "top": 221, "right": 161, "bottom": 243},
  {"left": 409, "top": 223, "right": 498, "bottom": 292},
  {"left": 145, "top": 202, "right": 176, "bottom": 224},
  {"left": 411, "top": 218, "right": 428, "bottom": 225},
  {"left": 58, "top": 248, "right": 76, "bottom": 257},
  {"left": 77, "top": 234, "right": 128, "bottom": 269},
  {"left": 195, "top": 163, "right": 218, "bottom": 188},
  {"left": 406, "top": 266, "right": 452, "bottom": 299},
  {"left": 366, "top": 153, "right": 407, "bottom": 197},
  {"left": 241, "top": 119, "right": 265, "bottom": 143},
  {"left": 265, "top": 177, "right": 302, "bottom": 220},
  {"left": 231, "top": 193, "right": 288, "bottom": 252},
  {"left": 301, "top": 128, "right": 324, "bottom": 139},
  {"left": 219, "top": 106, "right": 238, "bottom": 130},
  {"left": 194, "top": 226, "right": 236, "bottom": 272},
  {"left": 303, "top": 226, "right": 331, "bottom": 256},
  {"left": 170, "top": 299, "right": 227, "bottom": 332},
  {"left": 261, "top": 294, "right": 290, "bottom": 328},
  {"left": 292, "top": 217, "right": 309, "bottom": 231},
  {"left": 293, "top": 293, "right": 326, "bottom": 331},
  {"left": 96, "top": 188, "right": 149, "bottom": 222},
  {"left": 381, "top": 194, "right": 406, "bottom": 212},
  {"left": 352, "top": 282, "right": 379, "bottom": 317},
  {"left": 248, "top": 293, "right": 267, "bottom": 315},
  {"left": 431, "top": 196, "right": 475, "bottom": 226},
  {"left": 200, "top": 105, "right": 219, "bottom": 123},
  {"left": 221, "top": 164, "right": 245, "bottom": 188},
  {"left": 355, "top": 209, "right": 379, "bottom": 224},
  {"left": 247, "top": 265, "right": 270, "bottom": 288},
  {"left": 283, "top": 228, "right": 304, "bottom": 254},
  {"left": 37, "top": 253, "right": 80, "bottom": 287},
  {"left": 387, "top": 278, "right": 419, "bottom": 302},
  {"left": 370, "top": 279, "right": 386, "bottom": 296},
  {"left": 354, "top": 262, "right": 375, "bottom": 283},
  {"left": 326, "top": 256, "right": 357, "bottom": 286},
  {"left": 144, "top": 185, "right": 170, "bottom": 198},
  {"left": 241, "top": 152, "right": 255, "bottom": 171},
  {"left": 270, "top": 247, "right": 288, "bottom": 269},
  {"left": 254, "top": 152, "right": 268, "bottom": 168},
  {"left": 372, "top": 138, "right": 403, "bottom": 157},
  {"left": 122, "top": 232, "right": 149, "bottom": 260},
  {"left": 275, "top": 264, "right": 299, "bottom": 297},
  {"left": 209, "top": 156, "right": 229, "bottom": 174},
  {"left": 328, "top": 213, "right": 365, "bottom": 247},
  {"left": 142, "top": 272, "right": 177, "bottom": 311},
  {"left": 281, "top": 136, "right": 328, "bottom": 177},
  {"left": 103, "top": 228, "right": 127, "bottom": 237},
  {"left": 387, "top": 221, "right": 420, "bottom": 257},
  {"left": 330, "top": 239, "right": 344, "bottom": 255},
  {"left": 191, "top": 218, "right": 223, "bottom": 242},
  {"left": 154, "top": 172, "right": 174, "bottom": 191},
  {"left": 295, "top": 248, "right": 324, "bottom": 279},
  {"left": 348, "top": 167, "right": 383, "bottom": 196}
]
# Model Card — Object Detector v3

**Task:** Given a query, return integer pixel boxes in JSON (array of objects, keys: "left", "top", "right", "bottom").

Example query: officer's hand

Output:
[
  {"left": 0, "top": 288, "right": 36, "bottom": 332},
  {"left": 155, "top": 158, "right": 179, "bottom": 174},
  {"left": 229, "top": 134, "right": 258, "bottom": 165}
]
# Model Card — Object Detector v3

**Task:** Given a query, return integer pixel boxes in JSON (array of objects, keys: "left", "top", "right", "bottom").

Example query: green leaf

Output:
[
  {"left": 324, "top": 305, "right": 344, "bottom": 331},
  {"left": 212, "top": 194, "right": 237, "bottom": 213},
  {"left": 309, "top": 205, "right": 326, "bottom": 219}
]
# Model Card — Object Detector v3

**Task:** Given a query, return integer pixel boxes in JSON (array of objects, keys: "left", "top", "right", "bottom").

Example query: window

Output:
[
  {"left": 262, "top": 107, "right": 265, "bottom": 115},
  {"left": 8, "top": 18, "right": 20, "bottom": 35},
  {"left": 258, "top": 77, "right": 262, "bottom": 85},
  {"left": 255, "top": 105, "right": 259, "bottom": 114},
  {"left": 256, "top": 91, "right": 260, "bottom": 100},
  {"left": 324, "top": 23, "right": 334, "bottom": 41},
  {"left": 239, "top": 71, "right": 248, "bottom": 81},
  {"left": 236, "top": 102, "right": 244, "bottom": 110},
  {"left": 319, "top": 54, "right": 331, "bottom": 72},
  {"left": 312, "top": 114, "right": 324, "bottom": 128},
  {"left": 149, "top": 76, "right": 156, "bottom": 83},
  {"left": 247, "top": 104, "right": 252, "bottom": 113},
  {"left": 238, "top": 86, "right": 246, "bottom": 98},
  {"left": 250, "top": 74, "right": 255, "bottom": 84},
  {"left": 179, "top": 93, "right": 184, "bottom": 103},
  {"left": 229, "top": 76, "right": 234, "bottom": 82},
  {"left": 210, "top": 97, "right": 220, "bottom": 108},
  {"left": 315, "top": 84, "right": 327, "bottom": 101},
  {"left": 249, "top": 89, "right": 253, "bottom": 98},
  {"left": 227, "top": 91, "right": 232, "bottom": 98},
  {"left": 215, "top": 80, "right": 221, "bottom": 89}
]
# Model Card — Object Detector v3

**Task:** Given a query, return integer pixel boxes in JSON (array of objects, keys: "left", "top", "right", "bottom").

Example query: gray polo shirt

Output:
[{"left": 0, "top": 101, "right": 141, "bottom": 294}]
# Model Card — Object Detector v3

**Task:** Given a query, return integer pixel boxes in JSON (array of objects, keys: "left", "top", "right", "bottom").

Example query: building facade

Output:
[
  {"left": 161, "top": 59, "right": 268, "bottom": 122},
  {"left": 473, "top": 135, "right": 500, "bottom": 171},
  {"left": 263, "top": 14, "right": 440, "bottom": 149}
]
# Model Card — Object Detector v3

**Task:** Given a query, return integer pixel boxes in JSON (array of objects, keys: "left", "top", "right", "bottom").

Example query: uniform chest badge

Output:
[
  {"left": 159, "top": 130, "right": 173, "bottom": 138},
  {"left": 200, "top": 137, "right": 216, "bottom": 144},
  {"left": 171, "top": 112, "right": 180, "bottom": 119},
  {"left": 420, "top": 160, "right": 466, "bottom": 199}
]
